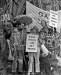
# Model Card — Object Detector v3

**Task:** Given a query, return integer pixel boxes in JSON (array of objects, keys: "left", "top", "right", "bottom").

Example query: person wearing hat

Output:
[
  {"left": 10, "top": 28, "right": 19, "bottom": 73},
  {"left": 28, "top": 26, "right": 40, "bottom": 75},
  {"left": 10, "top": 27, "right": 24, "bottom": 73},
  {"left": 14, "top": 24, "right": 29, "bottom": 73}
]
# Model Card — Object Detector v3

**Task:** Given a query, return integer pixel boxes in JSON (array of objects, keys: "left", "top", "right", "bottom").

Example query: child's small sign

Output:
[{"left": 26, "top": 34, "right": 38, "bottom": 52}]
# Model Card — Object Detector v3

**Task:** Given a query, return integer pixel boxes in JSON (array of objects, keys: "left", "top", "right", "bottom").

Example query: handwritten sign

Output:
[
  {"left": 26, "top": 34, "right": 38, "bottom": 52},
  {"left": 49, "top": 10, "right": 58, "bottom": 28}
]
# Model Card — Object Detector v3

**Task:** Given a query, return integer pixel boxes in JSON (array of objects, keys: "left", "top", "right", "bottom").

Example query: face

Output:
[
  {"left": 46, "top": 5, "right": 51, "bottom": 11},
  {"left": 41, "top": 20, "right": 46, "bottom": 27},
  {"left": 14, "top": 28, "right": 18, "bottom": 32},
  {"left": 21, "top": 23, "right": 24, "bottom": 28},
  {"left": 31, "top": 29, "right": 37, "bottom": 34},
  {"left": 40, "top": 32, "right": 45, "bottom": 39},
  {"left": 59, "top": 39, "right": 61, "bottom": 44}
]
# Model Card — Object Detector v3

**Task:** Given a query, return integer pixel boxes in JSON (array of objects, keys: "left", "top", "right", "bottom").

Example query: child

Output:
[{"left": 28, "top": 26, "right": 40, "bottom": 75}]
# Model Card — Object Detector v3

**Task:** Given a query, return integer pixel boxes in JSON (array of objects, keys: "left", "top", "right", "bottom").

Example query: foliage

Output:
[{"left": 0, "top": 0, "right": 61, "bottom": 17}]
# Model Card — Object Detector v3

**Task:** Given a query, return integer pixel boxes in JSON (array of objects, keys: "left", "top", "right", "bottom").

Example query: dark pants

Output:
[
  {"left": 23, "top": 52, "right": 29, "bottom": 72},
  {"left": 40, "top": 55, "right": 51, "bottom": 75}
]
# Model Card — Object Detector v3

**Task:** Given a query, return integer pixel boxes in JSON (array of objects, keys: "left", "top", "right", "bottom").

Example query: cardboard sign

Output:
[
  {"left": 26, "top": 34, "right": 38, "bottom": 52},
  {"left": 49, "top": 10, "right": 58, "bottom": 28}
]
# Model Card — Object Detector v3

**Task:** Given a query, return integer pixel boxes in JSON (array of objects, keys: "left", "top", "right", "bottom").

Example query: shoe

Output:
[
  {"left": 28, "top": 72, "right": 30, "bottom": 75},
  {"left": 35, "top": 72, "right": 40, "bottom": 75}
]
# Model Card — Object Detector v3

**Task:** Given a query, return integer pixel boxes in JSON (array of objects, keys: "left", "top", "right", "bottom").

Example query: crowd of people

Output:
[
  {"left": 0, "top": 0, "right": 61, "bottom": 75},
  {"left": 0, "top": 16, "right": 61, "bottom": 75}
]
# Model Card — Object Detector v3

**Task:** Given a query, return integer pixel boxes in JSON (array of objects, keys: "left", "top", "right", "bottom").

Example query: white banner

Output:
[
  {"left": 49, "top": 10, "right": 58, "bottom": 28},
  {"left": 26, "top": 1, "right": 50, "bottom": 31},
  {"left": 26, "top": 1, "right": 61, "bottom": 33},
  {"left": 26, "top": 34, "right": 38, "bottom": 52}
]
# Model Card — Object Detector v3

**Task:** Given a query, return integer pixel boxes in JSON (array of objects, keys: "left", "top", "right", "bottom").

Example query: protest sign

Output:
[
  {"left": 26, "top": 1, "right": 50, "bottom": 30},
  {"left": 26, "top": 34, "right": 38, "bottom": 52},
  {"left": 1, "top": 13, "right": 10, "bottom": 21},
  {"left": 49, "top": 10, "right": 58, "bottom": 28},
  {"left": 26, "top": 1, "right": 61, "bottom": 33},
  {"left": 57, "top": 10, "right": 61, "bottom": 33},
  {"left": 5, "top": 13, "right": 10, "bottom": 20}
]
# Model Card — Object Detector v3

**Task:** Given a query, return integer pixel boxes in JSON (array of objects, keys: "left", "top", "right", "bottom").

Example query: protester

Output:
[
  {"left": 0, "top": 1, "right": 61, "bottom": 75},
  {"left": 11, "top": 27, "right": 24, "bottom": 73},
  {"left": 20, "top": 24, "right": 29, "bottom": 73},
  {"left": 39, "top": 30, "right": 51, "bottom": 75},
  {"left": 27, "top": 26, "right": 40, "bottom": 75}
]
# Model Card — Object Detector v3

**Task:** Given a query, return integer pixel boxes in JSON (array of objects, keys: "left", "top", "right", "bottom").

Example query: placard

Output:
[
  {"left": 57, "top": 10, "right": 61, "bottom": 33},
  {"left": 49, "top": 10, "right": 58, "bottom": 28},
  {"left": 1, "top": 13, "right": 10, "bottom": 21},
  {"left": 26, "top": 34, "right": 38, "bottom": 52},
  {"left": 5, "top": 13, "right": 10, "bottom": 20}
]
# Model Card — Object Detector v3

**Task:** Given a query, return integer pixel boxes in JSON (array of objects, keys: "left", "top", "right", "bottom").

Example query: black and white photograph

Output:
[{"left": 0, "top": 0, "right": 61, "bottom": 75}]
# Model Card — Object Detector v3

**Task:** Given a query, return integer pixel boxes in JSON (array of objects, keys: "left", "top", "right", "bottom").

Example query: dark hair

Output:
[
  {"left": 41, "top": 20, "right": 47, "bottom": 27},
  {"left": 30, "top": 26, "right": 39, "bottom": 33}
]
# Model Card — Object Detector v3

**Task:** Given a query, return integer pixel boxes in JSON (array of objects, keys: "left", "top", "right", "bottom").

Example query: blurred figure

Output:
[
  {"left": 28, "top": 26, "right": 40, "bottom": 75},
  {"left": 11, "top": 27, "right": 24, "bottom": 73},
  {"left": 39, "top": 30, "right": 51, "bottom": 75}
]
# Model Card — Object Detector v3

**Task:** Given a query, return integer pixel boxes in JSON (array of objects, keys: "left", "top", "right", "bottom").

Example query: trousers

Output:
[{"left": 28, "top": 47, "right": 40, "bottom": 72}]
